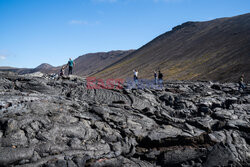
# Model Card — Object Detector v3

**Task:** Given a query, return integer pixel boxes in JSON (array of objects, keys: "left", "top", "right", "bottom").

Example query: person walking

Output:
[
  {"left": 238, "top": 74, "right": 245, "bottom": 92},
  {"left": 154, "top": 71, "right": 157, "bottom": 85},
  {"left": 67, "top": 58, "right": 75, "bottom": 75}
]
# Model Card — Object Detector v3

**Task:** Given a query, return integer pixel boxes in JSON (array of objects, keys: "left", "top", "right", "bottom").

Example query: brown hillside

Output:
[
  {"left": 93, "top": 13, "right": 250, "bottom": 82},
  {"left": 73, "top": 50, "right": 134, "bottom": 76}
]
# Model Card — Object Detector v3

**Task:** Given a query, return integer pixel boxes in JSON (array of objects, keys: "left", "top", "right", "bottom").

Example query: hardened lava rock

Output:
[{"left": 0, "top": 72, "right": 249, "bottom": 167}]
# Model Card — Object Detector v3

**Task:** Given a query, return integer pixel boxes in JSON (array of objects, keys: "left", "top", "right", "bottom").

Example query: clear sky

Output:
[{"left": 0, "top": 0, "right": 250, "bottom": 68}]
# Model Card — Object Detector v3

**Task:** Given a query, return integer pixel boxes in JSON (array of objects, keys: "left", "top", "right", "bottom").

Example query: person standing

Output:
[
  {"left": 68, "top": 58, "right": 75, "bottom": 75},
  {"left": 158, "top": 70, "right": 163, "bottom": 86},
  {"left": 238, "top": 74, "right": 245, "bottom": 92},
  {"left": 154, "top": 71, "right": 157, "bottom": 84},
  {"left": 133, "top": 69, "right": 138, "bottom": 85}
]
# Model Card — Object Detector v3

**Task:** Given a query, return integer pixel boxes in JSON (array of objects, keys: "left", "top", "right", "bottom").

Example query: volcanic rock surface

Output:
[{"left": 0, "top": 72, "right": 249, "bottom": 167}]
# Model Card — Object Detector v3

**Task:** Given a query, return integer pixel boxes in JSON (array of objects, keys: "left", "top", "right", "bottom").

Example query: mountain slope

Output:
[
  {"left": 0, "top": 50, "right": 134, "bottom": 76},
  {"left": 93, "top": 13, "right": 250, "bottom": 82},
  {"left": 72, "top": 50, "right": 134, "bottom": 76},
  {"left": 0, "top": 67, "right": 30, "bottom": 74}
]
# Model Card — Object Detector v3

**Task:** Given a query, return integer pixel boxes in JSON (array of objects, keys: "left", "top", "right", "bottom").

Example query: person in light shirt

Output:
[{"left": 133, "top": 69, "right": 138, "bottom": 85}]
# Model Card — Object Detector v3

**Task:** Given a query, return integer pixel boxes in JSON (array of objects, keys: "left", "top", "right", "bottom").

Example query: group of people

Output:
[
  {"left": 154, "top": 70, "right": 163, "bottom": 85},
  {"left": 60, "top": 58, "right": 75, "bottom": 77},
  {"left": 60, "top": 58, "right": 246, "bottom": 92},
  {"left": 133, "top": 69, "right": 246, "bottom": 92},
  {"left": 133, "top": 69, "right": 164, "bottom": 85}
]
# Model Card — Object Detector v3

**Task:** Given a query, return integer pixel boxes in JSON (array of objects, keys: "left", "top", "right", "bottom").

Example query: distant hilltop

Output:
[{"left": 0, "top": 50, "right": 134, "bottom": 77}]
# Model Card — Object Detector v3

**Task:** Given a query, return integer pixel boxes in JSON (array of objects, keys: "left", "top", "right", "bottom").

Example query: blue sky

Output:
[{"left": 0, "top": 0, "right": 250, "bottom": 68}]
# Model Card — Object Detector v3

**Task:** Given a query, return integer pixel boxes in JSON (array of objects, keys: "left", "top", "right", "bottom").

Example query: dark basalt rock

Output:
[
  {"left": 0, "top": 72, "right": 249, "bottom": 167},
  {"left": 203, "top": 143, "right": 238, "bottom": 167},
  {"left": 211, "top": 84, "right": 221, "bottom": 90}
]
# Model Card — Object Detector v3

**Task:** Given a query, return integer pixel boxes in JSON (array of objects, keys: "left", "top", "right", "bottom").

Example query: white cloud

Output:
[
  {"left": 92, "top": 0, "right": 117, "bottom": 3},
  {"left": 0, "top": 50, "right": 15, "bottom": 61},
  {"left": 0, "top": 55, "right": 6, "bottom": 60},
  {"left": 153, "top": 0, "right": 183, "bottom": 2},
  {"left": 69, "top": 20, "right": 89, "bottom": 25},
  {"left": 69, "top": 20, "right": 101, "bottom": 26}
]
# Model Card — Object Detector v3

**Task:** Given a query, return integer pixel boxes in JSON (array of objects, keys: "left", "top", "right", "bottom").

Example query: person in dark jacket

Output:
[
  {"left": 154, "top": 71, "right": 157, "bottom": 84},
  {"left": 158, "top": 70, "right": 163, "bottom": 85}
]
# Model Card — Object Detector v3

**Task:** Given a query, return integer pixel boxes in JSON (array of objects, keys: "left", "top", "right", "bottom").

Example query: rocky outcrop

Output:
[{"left": 0, "top": 71, "right": 249, "bottom": 166}]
